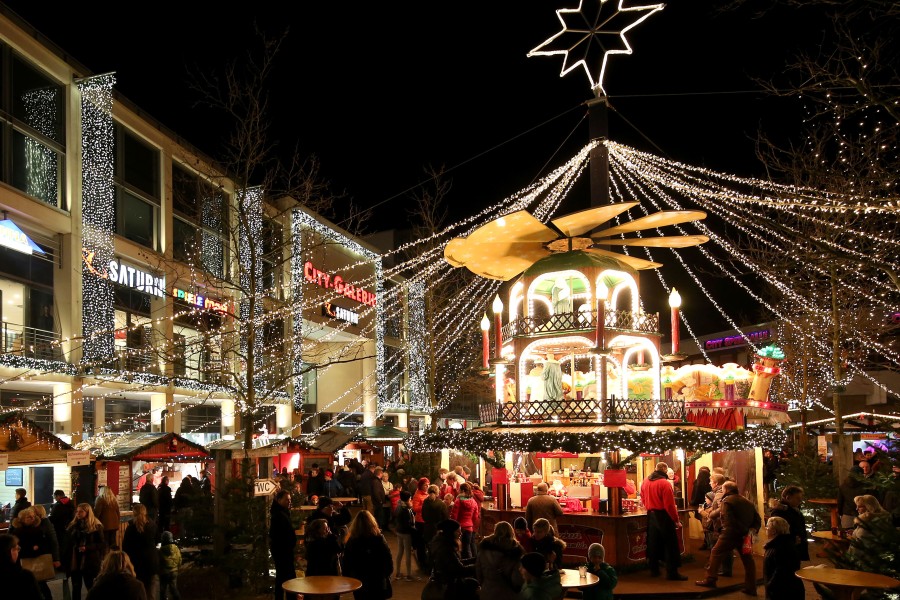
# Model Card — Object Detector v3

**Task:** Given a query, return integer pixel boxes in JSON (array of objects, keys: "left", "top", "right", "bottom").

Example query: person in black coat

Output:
[
  {"left": 138, "top": 479, "right": 159, "bottom": 522},
  {"left": 690, "top": 467, "right": 712, "bottom": 510},
  {"left": 341, "top": 510, "right": 393, "bottom": 600},
  {"left": 11, "top": 488, "right": 32, "bottom": 519},
  {"left": 269, "top": 489, "right": 296, "bottom": 600},
  {"left": 763, "top": 517, "right": 804, "bottom": 600},
  {"left": 304, "top": 518, "right": 343, "bottom": 576},
  {"left": 768, "top": 485, "right": 809, "bottom": 561},
  {"left": 157, "top": 477, "right": 173, "bottom": 534},
  {"left": 305, "top": 496, "right": 353, "bottom": 534},
  {"left": 64, "top": 504, "right": 108, "bottom": 600},
  {"left": 0, "top": 533, "right": 43, "bottom": 600},
  {"left": 50, "top": 490, "right": 76, "bottom": 543},
  {"left": 423, "top": 520, "right": 476, "bottom": 600},
  {"left": 122, "top": 504, "right": 159, "bottom": 599}
]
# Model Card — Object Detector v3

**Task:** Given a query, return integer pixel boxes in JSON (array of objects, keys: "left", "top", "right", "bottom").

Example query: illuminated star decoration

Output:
[{"left": 528, "top": 0, "right": 664, "bottom": 96}]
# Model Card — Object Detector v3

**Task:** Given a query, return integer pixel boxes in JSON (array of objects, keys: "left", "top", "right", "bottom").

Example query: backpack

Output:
[{"left": 395, "top": 504, "right": 415, "bottom": 534}]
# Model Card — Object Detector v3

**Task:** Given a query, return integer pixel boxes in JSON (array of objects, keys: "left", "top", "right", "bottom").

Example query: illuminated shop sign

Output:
[
  {"left": 173, "top": 287, "right": 232, "bottom": 314},
  {"left": 323, "top": 302, "right": 359, "bottom": 325},
  {"left": 82, "top": 253, "right": 166, "bottom": 297},
  {"left": 0, "top": 220, "right": 45, "bottom": 255},
  {"left": 303, "top": 261, "right": 376, "bottom": 307},
  {"left": 704, "top": 329, "right": 770, "bottom": 351}
]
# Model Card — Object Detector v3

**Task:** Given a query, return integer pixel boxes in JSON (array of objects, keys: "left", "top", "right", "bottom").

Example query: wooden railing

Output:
[
  {"left": 479, "top": 397, "right": 686, "bottom": 424},
  {"left": 501, "top": 309, "right": 659, "bottom": 341}
]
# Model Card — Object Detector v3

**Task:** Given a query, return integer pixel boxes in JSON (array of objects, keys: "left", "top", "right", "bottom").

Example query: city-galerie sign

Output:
[{"left": 303, "top": 261, "right": 376, "bottom": 307}]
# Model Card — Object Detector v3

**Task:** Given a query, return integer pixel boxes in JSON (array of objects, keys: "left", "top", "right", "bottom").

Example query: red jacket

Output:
[
  {"left": 641, "top": 470, "right": 679, "bottom": 523},
  {"left": 450, "top": 496, "right": 480, "bottom": 531},
  {"left": 412, "top": 489, "right": 429, "bottom": 523}
]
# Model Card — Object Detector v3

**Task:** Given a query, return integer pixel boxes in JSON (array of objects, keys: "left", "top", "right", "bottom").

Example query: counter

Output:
[{"left": 481, "top": 505, "right": 690, "bottom": 569}]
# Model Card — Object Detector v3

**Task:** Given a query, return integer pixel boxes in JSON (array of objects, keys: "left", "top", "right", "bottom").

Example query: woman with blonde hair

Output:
[
  {"left": 11, "top": 507, "right": 58, "bottom": 600},
  {"left": 476, "top": 521, "right": 524, "bottom": 600},
  {"left": 341, "top": 510, "right": 393, "bottom": 600},
  {"left": 85, "top": 550, "right": 147, "bottom": 599},
  {"left": 851, "top": 494, "right": 890, "bottom": 543},
  {"left": 64, "top": 503, "right": 107, "bottom": 600},
  {"left": 93, "top": 486, "right": 120, "bottom": 549},
  {"left": 122, "top": 504, "right": 159, "bottom": 599}
]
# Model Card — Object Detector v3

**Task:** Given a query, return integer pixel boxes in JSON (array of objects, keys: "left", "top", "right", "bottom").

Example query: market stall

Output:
[{"left": 0, "top": 412, "right": 89, "bottom": 525}]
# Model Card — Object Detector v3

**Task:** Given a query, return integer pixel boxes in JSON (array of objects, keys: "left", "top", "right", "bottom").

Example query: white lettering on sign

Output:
[
  {"left": 82, "top": 252, "right": 166, "bottom": 298},
  {"left": 304, "top": 261, "right": 376, "bottom": 306},
  {"left": 323, "top": 302, "right": 359, "bottom": 325}
]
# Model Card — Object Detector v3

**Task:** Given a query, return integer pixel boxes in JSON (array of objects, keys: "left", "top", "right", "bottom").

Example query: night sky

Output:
[{"left": 3, "top": 1, "right": 827, "bottom": 334}]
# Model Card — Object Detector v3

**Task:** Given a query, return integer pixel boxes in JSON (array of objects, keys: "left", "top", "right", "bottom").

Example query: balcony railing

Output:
[
  {"left": 479, "top": 397, "right": 686, "bottom": 424},
  {"left": 501, "top": 309, "right": 659, "bottom": 341},
  {"left": 1, "top": 322, "right": 62, "bottom": 361}
]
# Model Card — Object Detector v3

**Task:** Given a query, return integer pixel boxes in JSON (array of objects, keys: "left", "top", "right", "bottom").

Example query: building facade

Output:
[{"left": 0, "top": 6, "right": 418, "bottom": 469}]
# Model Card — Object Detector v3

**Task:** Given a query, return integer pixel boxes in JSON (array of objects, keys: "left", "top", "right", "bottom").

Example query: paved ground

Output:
[{"left": 44, "top": 527, "right": 830, "bottom": 599}]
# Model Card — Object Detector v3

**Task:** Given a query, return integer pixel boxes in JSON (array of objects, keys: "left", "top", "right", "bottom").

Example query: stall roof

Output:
[
  {"left": 359, "top": 425, "right": 407, "bottom": 441},
  {"left": 92, "top": 432, "right": 209, "bottom": 461},
  {"left": 0, "top": 411, "right": 72, "bottom": 452},
  {"left": 206, "top": 437, "right": 314, "bottom": 459},
  {"left": 307, "top": 427, "right": 354, "bottom": 453}
]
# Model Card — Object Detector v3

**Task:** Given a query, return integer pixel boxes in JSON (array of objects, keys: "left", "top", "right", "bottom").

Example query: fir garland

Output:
[{"left": 404, "top": 426, "right": 788, "bottom": 468}]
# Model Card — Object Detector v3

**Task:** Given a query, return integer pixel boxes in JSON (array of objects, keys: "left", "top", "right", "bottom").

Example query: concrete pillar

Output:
[
  {"left": 363, "top": 341, "right": 377, "bottom": 426},
  {"left": 167, "top": 392, "right": 179, "bottom": 433},
  {"left": 150, "top": 393, "right": 167, "bottom": 433},
  {"left": 276, "top": 403, "right": 292, "bottom": 435},
  {"left": 93, "top": 390, "right": 105, "bottom": 435},
  {"left": 396, "top": 411, "right": 408, "bottom": 429},
  {"left": 221, "top": 399, "right": 235, "bottom": 440},
  {"left": 52, "top": 382, "right": 77, "bottom": 444}
]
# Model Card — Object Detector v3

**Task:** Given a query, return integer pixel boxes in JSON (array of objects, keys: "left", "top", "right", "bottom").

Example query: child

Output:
[
  {"left": 582, "top": 543, "right": 616, "bottom": 600},
  {"left": 389, "top": 483, "right": 401, "bottom": 515},
  {"left": 159, "top": 530, "right": 183, "bottom": 600},
  {"left": 514, "top": 517, "right": 535, "bottom": 553}
]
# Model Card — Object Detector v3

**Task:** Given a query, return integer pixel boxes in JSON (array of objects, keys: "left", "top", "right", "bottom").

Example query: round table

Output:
[
  {"left": 796, "top": 566, "right": 900, "bottom": 600},
  {"left": 283, "top": 575, "right": 363, "bottom": 598},
  {"left": 559, "top": 568, "right": 601, "bottom": 589},
  {"left": 330, "top": 497, "right": 358, "bottom": 504}
]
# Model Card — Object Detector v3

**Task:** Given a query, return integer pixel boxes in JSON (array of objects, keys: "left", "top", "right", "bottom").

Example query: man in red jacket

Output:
[{"left": 640, "top": 462, "right": 687, "bottom": 580}]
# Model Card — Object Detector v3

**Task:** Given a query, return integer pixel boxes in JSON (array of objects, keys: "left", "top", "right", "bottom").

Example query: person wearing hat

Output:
[
  {"left": 322, "top": 470, "right": 345, "bottom": 499},
  {"left": 305, "top": 496, "right": 352, "bottom": 537},
  {"left": 158, "top": 530, "right": 182, "bottom": 600},
  {"left": 582, "top": 544, "right": 616, "bottom": 600},
  {"left": 422, "top": 520, "right": 476, "bottom": 600},
  {"left": 518, "top": 552, "right": 562, "bottom": 600},
  {"left": 640, "top": 462, "right": 687, "bottom": 581}
]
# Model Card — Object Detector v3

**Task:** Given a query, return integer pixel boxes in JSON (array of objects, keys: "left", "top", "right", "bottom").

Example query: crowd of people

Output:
[{"left": 2, "top": 468, "right": 209, "bottom": 600}]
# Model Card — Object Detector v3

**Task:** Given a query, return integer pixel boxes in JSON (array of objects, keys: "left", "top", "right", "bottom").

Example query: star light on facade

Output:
[{"left": 528, "top": 0, "right": 664, "bottom": 97}]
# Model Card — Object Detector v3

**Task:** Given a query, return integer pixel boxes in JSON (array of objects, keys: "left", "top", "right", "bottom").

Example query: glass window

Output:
[
  {"left": 11, "top": 129, "right": 62, "bottom": 207},
  {"left": 181, "top": 404, "right": 221, "bottom": 434},
  {"left": 0, "top": 390, "right": 52, "bottom": 431},
  {"left": 116, "top": 189, "right": 156, "bottom": 248},
  {"left": 104, "top": 397, "right": 150, "bottom": 433},
  {"left": 11, "top": 55, "right": 63, "bottom": 144},
  {"left": 171, "top": 163, "right": 229, "bottom": 278},
  {"left": 172, "top": 217, "right": 196, "bottom": 263},
  {"left": 117, "top": 128, "right": 159, "bottom": 199}
]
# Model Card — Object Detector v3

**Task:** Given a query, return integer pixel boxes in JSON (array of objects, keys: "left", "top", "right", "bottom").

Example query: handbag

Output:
[
  {"left": 741, "top": 534, "right": 753, "bottom": 555},
  {"left": 21, "top": 553, "right": 56, "bottom": 581}
]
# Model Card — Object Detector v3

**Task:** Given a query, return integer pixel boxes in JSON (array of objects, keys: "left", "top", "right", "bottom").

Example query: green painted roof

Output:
[{"left": 521, "top": 251, "right": 634, "bottom": 281}]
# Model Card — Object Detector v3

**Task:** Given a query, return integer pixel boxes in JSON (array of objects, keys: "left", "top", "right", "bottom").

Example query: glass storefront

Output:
[{"left": 114, "top": 287, "right": 156, "bottom": 373}]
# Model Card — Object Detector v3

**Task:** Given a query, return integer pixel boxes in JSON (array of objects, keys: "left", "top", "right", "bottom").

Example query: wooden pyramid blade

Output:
[
  {"left": 469, "top": 210, "right": 559, "bottom": 244},
  {"left": 444, "top": 236, "right": 551, "bottom": 281},
  {"left": 550, "top": 202, "right": 639, "bottom": 237},
  {"left": 585, "top": 247, "right": 663, "bottom": 270},
  {"left": 591, "top": 235, "right": 710, "bottom": 248},
  {"left": 592, "top": 210, "right": 707, "bottom": 239}
]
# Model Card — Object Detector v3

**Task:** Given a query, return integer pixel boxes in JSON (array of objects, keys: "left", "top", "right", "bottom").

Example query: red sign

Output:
[
  {"left": 535, "top": 452, "right": 579, "bottom": 459},
  {"left": 626, "top": 521, "right": 685, "bottom": 561},
  {"left": 304, "top": 261, "right": 376, "bottom": 307},
  {"left": 557, "top": 524, "right": 604, "bottom": 561}
]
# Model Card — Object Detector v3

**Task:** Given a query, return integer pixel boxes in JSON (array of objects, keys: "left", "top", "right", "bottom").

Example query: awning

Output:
[
  {"left": 359, "top": 425, "right": 407, "bottom": 442},
  {"left": 307, "top": 427, "right": 354, "bottom": 454},
  {"left": 90, "top": 432, "right": 209, "bottom": 462}
]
